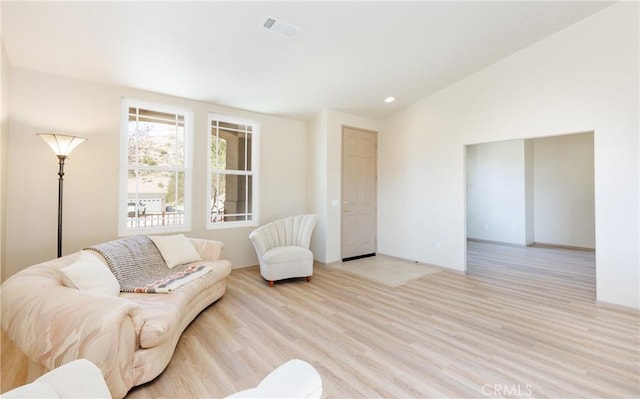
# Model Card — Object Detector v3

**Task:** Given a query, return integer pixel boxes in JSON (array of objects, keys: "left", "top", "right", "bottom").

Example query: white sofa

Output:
[
  {"left": 0, "top": 236, "right": 231, "bottom": 399},
  {"left": 249, "top": 214, "right": 317, "bottom": 287},
  {"left": 228, "top": 359, "right": 323, "bottom": 399},
  {"left": 1, "top": 359, "right": 111, "bottom": 399},
  {"left": 1, "top": 358, "right": 322, "bottom": 399}
]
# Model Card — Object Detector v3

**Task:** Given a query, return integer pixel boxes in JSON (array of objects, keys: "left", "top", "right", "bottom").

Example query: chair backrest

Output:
[{"left": 249, "top": 214, "right": 317, "bottom": 256}]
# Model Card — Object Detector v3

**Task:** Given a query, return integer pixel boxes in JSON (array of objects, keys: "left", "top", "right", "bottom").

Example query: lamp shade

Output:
[{"left": 37, "top": 133, "right": 86, "bottom": 157}]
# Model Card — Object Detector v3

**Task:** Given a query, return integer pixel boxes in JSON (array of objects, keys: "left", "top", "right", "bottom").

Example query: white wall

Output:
[
  {"left": 533, "top": 133, "right": 594, "bottom": 248},
  {"left": 0, "top": 39, "right": 10, "bottom": 281},
  {"left": 466, "top": 139, "right": 527, "bottom": 245},
  {"left": 524, "top": 140, "right": 534, "bottom": 245},
  {"left": 4, "top": 69, "right": 307, "bottom": 279},
  {"left": 380, "top": 2, "right": 639, "bottom": 308},
  {"left": 307, "top": 110, "right": 328, "bottom": 262}
]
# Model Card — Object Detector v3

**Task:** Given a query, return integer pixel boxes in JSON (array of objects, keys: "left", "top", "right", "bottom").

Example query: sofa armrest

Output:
[
  {"left": 189, "top": 238, "right": 225, "bottom": 261},
  {"left": 1, "top": 274, "right": 142, "bottom": 399}
]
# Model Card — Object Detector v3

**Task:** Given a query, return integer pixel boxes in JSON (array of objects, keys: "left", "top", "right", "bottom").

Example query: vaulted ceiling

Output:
[{"left": 2, "top": 1, "right": 614, "bottom": 120}]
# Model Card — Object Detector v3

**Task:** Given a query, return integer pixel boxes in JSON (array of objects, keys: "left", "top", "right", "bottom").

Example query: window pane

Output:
[
  {"left": 218, "top": 121, "right": 250, "bottom": 132},
  {"left": 245, "top": 133, "right": 252, "bottom": 171},
  {"left": 210, "top": 136, "right": 227, "bottom": 170},
  {"left": 246, "top": 174, "right": 253, "bottom": 220},
  {"left": 211, "top": 120, "right": 252, "bottom": 172},
  {"left": 129, "top": 107, "right": 185, "bottom": 168},
  {"left": 210, "top": 173, "right": 225, "bottom": 222},
  {"left": 210, "top": 174, "right": 253, "bottom": 223},
  {"left": 127, "top": 169, "right": 185, "bottom": 228},
  {"left": 164, "top": 170, "right": 185, "bottom": 211},
  {"left": 130, "top": 107, "right": 185, "bottom": 126},
  {"left": 218, "top": 129, "right": 251, "bottom": 170}
]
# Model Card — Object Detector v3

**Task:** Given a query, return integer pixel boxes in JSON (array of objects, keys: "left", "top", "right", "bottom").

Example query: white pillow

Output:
[
  {"left": 148, "top": 234, "right": 202, "bottom": 268},
  {"left": 60, "top": 251, "right": 120, "bottom": 296}
]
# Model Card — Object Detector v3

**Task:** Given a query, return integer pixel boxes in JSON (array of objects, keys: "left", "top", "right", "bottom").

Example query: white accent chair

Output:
[
  {"left": 1, "top": 359, "right": 111, "bottom": 398},
  {"left": 249, "top": 214, "right": 317, "bottom": 287},
  {"left": 227, "top": 359, "right": 322, "bottom": 399}
]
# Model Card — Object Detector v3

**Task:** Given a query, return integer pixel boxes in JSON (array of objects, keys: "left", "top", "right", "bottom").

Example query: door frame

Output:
[{"left": 341, "top": 125, "right": 379, "bottom": 260}]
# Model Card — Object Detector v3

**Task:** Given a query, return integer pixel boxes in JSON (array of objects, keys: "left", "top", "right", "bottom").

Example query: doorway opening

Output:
[{"left": 464, "top": 132, "right": 596, "bottom": 301}]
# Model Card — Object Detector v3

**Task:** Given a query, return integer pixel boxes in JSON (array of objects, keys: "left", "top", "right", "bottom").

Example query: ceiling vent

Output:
[{"left": 263, "top": 16, "right": 300, "bottom": 38}]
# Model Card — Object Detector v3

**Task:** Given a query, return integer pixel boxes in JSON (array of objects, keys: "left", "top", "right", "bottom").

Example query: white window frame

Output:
[
  {"left": 207, "top": 113, "right": 259, "bottom": 230},
  {"left": 119, "top": 98, "right": 194, "bottom": 235}
]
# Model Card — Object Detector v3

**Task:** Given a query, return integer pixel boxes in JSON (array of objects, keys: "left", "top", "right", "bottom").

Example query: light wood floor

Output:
[{"left": 3, "top": 241, "right": 638, "bottom": 398}]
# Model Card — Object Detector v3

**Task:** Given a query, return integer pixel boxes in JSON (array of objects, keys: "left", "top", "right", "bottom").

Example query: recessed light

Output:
[{"left": 384, "top": 96, "right": 395, "bottom": 103}]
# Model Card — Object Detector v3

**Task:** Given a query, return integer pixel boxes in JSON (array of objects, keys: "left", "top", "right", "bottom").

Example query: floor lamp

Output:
[{"left": 37, "top": 133, "right": 87, "bottom": 258}]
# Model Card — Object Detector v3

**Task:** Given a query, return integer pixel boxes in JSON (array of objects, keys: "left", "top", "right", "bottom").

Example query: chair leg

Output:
[
  {"left": 306, "top": 276, "right": 311, "bottom": 282},
  {"left": 268, "top": 280, "right": 274, "bottom": 287}
]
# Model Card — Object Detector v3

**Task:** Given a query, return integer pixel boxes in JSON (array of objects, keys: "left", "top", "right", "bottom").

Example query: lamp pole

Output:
[{"left": 57, "top": 155, "right": 66, "bottom": 258}]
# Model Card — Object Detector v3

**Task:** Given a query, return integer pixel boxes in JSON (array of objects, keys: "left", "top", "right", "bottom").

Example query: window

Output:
[
  {"left": 120, "top": 100, "right": 193, "bottom": 234},
  {"left": 208, "top": 115, "right": 258, "bottom": 228}
]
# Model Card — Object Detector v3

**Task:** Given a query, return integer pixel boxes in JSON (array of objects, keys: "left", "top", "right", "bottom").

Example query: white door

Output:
[{"left": 342, "top": 127, "right": 377, "bottom": 260}]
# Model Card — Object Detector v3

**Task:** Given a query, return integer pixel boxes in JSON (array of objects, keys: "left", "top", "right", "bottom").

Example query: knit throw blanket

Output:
[{"left": 84, "top": 235, "right": 211, "bottom": 293}]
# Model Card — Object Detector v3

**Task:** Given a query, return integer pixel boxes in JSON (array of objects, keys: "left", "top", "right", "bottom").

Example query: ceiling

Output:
[{"left": 2, "top": 1, "right": 614, "bottom": 121}]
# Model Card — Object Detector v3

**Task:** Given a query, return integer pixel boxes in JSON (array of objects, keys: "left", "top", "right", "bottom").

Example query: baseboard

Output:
[
  {"left": 594, "top": 299, "right": 639, "bottom": 312},
  {"left": 467, "top": 238, "right": 595, "bottom": 252},
  {"left": 233, "top": 264, "right": 259, "bottom": 270},
  {"left": 376, "top": 252, "right": 463, "bottom": 274},
  {"left": 466, "top": 238, "right": 527, "bottom": 248},
  {"left": 530, "top": 242, "right": 595, "bottom": 252},
  {"left": 342, "top": 253, "right": 376, "bottom": 262}
]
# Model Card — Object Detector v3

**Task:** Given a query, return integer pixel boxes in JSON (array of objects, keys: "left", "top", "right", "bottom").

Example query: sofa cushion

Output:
[
  {"left": 148, "top": 234, "right": 202, "bottom": 268},
  {"left": 262, "top": 246, "right": 312, "bottom": 264},
  {"left": 60, "top": 251, "right": 120, "bottom": 296}
]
